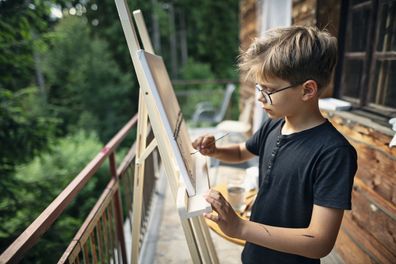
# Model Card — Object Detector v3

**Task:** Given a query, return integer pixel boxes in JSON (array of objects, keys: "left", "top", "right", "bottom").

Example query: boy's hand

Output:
[
  {"left": 192, "top": 135, "right": 217, "bottom": 156},
  {"left": 203, "top": 189, "right": 245, "bottom": 238}
]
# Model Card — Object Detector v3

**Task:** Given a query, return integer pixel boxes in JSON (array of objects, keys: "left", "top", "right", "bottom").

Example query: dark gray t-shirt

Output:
[{"left": 242, "top": 118, "right": 357, "bottom": 264}]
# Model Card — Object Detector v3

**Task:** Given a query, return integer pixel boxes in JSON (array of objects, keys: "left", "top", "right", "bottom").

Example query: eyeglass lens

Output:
[{"left": 256, "top": 85, "right": 273, "bottom": 105}]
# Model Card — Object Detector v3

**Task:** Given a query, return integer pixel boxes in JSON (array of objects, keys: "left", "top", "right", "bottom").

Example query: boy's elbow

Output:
[
  {"left": 310, "top": 247, "right": 333, "bottom": 259},
  {"left": 305, "top": 240, "right": 334, "bottom": 259}
]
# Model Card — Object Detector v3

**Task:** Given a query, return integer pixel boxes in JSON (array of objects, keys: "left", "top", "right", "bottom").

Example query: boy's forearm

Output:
[
  {"left": 238, "top": 220, "right": 333, "bottom": 259},
  {"left": 212, "top": 144, "right": 246, "bottom": 163}
]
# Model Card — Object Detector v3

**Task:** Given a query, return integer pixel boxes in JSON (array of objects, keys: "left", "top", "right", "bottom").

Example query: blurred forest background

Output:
[{"left": 0, "top": 0, "right": 239, "bottom": 262}]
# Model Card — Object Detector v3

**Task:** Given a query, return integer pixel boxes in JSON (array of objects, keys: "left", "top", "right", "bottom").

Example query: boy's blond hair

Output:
[{"left": 239, "top": 26, "right": 337, "bottom": 90}]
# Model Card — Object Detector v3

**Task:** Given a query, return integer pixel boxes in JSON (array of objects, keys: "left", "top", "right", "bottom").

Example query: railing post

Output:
[{"left": 109, "top": 153, "right": 128, "bottom": 263}]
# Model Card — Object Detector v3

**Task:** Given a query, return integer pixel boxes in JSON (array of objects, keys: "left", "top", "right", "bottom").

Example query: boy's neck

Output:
[{"left": 282, "top": 105, "right": 325, "bottom": 135}]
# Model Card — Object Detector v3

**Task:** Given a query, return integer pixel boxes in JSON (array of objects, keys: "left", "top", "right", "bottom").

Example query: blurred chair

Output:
[
  {"left": 216, "top": 96, "right": 255, "bottom": 142},
  {"left": 191, "top": 83, "right": 235, "bottom": 125}
]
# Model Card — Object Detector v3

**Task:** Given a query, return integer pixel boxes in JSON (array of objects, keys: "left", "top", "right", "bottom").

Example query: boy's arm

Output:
[
  {"left": 204, "top": 191, "right": 344, "bottom": 259},
  {"left": 240, "top": 205, "right": 343, "bottom": 259},
  {"left": 192, "top": 135, "right": 254, "bottom": 163},
  {"left": 212, "top": 143, "right": 254, "bottom": 163}
]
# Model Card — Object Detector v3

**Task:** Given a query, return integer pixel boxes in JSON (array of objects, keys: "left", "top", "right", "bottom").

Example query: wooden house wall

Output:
[
  {"left": 239, "top": 0, "right": 257, "bottom": 102},
  {"left": 239, "top": 0, "right": 257, "bottom": 134},
  {"left": 323, "top": 111, "right": 396, "bottom": 264},
  {"left": 239, "top": 0, "right": 396, "bottom": 263}
]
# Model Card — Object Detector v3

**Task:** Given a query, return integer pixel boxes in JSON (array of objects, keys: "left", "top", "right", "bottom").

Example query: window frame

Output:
[{"left": 336, "top": 0, "right": 396, "bottom": 119}]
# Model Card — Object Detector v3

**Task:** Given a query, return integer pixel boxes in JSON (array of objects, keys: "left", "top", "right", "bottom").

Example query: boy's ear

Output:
[{"left": 301, "top": 80, "right": 318, "bottom": 100}]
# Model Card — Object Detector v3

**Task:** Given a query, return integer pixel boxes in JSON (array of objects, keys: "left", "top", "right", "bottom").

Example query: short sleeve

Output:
[
  {"left": 245, "top": 128, "right": 262, "bottom": 155},
  {"left": 245, "top": 118, "right": 275, "bottom": 155},
  {"left": 313, "top": 145, "right": 357, "bottom": 210}
]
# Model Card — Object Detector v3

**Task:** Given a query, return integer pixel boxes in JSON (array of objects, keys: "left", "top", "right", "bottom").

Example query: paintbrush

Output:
[{"left": 190, "top": 132, "right": 230, "bottom": 155}]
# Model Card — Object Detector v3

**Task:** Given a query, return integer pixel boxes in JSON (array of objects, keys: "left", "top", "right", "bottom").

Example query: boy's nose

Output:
[{"left": 257, "top": 93, "right": 267, "bottom": 103}]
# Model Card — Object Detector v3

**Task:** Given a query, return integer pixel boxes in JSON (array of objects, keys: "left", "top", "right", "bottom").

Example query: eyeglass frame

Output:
[{"left": 255, "top": 81, "right": 304, "bottom": 105}]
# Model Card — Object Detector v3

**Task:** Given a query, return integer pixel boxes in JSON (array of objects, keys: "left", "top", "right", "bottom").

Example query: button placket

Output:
[{"left": 264, "top": 136, "right": 282, "bottom": 184}]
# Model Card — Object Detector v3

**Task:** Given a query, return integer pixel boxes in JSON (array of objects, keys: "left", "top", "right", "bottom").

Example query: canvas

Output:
[{"left": 137, "top": 50, "right": 198, "bottom": 196}]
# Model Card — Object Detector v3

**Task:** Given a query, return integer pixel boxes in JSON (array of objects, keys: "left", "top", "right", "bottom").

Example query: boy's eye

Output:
[{"left": 259, "top": 85, "right": 272, "bottom": 93}]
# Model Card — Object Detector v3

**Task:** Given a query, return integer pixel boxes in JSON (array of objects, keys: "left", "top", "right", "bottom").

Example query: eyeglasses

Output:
[{"left": 256, "top": 82, "right": 302, "bottom": 105}]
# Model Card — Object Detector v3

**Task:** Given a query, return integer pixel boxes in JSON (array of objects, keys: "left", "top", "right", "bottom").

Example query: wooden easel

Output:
[{"left": 114, "top": 1, "right": 219, "bottom": 263}]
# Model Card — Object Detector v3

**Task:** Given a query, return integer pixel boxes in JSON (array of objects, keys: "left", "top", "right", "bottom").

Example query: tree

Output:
[
  {"left": 0, "top": 0, "right": 57, "bottom": 92},
  {"left": 2, "top": 131, "right": 111, "bottom": 263},
  {"left": 0, "top": 87, "right": 58, "bottom": 254},
  {"left": 43, "top": 15, "right": 137, "bottom": 142}
]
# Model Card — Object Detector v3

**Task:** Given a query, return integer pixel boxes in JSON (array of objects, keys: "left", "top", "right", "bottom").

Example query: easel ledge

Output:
[{"left": 177, "top": 154, "right": 212, "bottom": 218}]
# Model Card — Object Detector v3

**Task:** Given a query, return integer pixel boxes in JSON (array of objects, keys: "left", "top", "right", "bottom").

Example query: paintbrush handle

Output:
[{"left": 190, "top": 132, "right": 230, "bottom": 155}]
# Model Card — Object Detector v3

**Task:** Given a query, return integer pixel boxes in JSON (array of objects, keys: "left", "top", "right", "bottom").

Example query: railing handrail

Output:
[{"left": 0, "top": 114, "right": 139, "bottom": 264}]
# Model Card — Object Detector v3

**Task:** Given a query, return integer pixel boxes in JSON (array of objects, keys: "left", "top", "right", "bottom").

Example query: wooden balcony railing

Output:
[{"left": 0, "top": 114, "right": 160, "bottom": 264}]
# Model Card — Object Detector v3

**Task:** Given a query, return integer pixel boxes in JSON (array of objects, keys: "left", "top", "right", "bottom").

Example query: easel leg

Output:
[
  {"left": 190, "top": 216, "right": 219, "bottom": 264},
  {"left": 131, "top": 90, "right": 149, "bottom": 264},
  {"left": 180, "top": 218, "right": 202, "bottom": 263},
  {"left": 198, "top": 216, "right": 219, "bottom": 264}
]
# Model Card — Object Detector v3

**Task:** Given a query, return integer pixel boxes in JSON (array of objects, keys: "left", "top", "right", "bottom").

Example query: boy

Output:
[{"left": 192, "top": 26, "right": 357, "bottom": 264}]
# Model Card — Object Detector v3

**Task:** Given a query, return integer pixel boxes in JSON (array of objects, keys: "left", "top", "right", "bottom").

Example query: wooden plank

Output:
[
  {"left": 349, "top": 181, "right": 396, "bottom": 256},
  {"left": 339, "top": 214, "right": 395, "bottom": 264},
  {"left": 132, "top": 10, "right": 155, "bottom": 53},
  {"left": 325, "top": 112, "right": 396, "bottom": 205},
  {"left": 353, "top": 177, "right": 396, "bottom": 220},
  {"left": 131, "top": 90, "right": 149, "bottom": 264},
  {"left": 353, "top": 142, "right": 396, "bottom": 205},
  {"left": 197, "top": 216, "right": 219, "bottom": 264},
  {"left": 95, "top": 224, "right": 104, "bottom": 263},
  {"left": 89, "top": 233, "right": 98, "bottom": 264},
  {"left": 82, "top": 242, "right": 89, "bottom": 264},
  {"left": 104, "top": 207, "right": 114, "bottom": 262},
  {"left": 109, "top": 153, "right": 127, "bottom": 264},
  {"left": 326, "top": 114, "right": 396, "bottom": 156},
  {"left": 334, "top": 226, "right": 374, "bottom": 264},
  {"left": 101, "top": 213, "right": 110, "bottom": 264},
  {"left": 180, "top": 217, "right": 203, "bottom": 263},
  {"left": 108, "top": 200, "right": 117, "bottom": 262},
  {"left": 190, "top": 217, "right": 212, "bottom": 264}
]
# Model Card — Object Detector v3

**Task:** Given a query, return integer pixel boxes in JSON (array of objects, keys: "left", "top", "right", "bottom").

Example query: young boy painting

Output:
[{"left": 192, "top": 26, "right": 357, "bottom": 264}]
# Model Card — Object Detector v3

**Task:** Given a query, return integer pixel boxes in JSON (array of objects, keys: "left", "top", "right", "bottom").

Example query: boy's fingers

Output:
[
  {"left": 208, "top": 189, "right": 224, "bottom": 200},
  {"left": 192, "top": 137, "right": 204, "bottom": 149},
  {"left": 205, "top": 192, "right": 227, "bottom": 217},
  {"left": 203, "top": 212, "right": 219, "bottom": 222},
  {"left": 201, "top": 136, "right": 215, "bottom": 149}
]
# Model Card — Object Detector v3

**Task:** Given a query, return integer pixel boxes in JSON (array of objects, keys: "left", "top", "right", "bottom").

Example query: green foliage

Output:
[
  {"left": 2, "top": 131, "right": 110, "bottom": 263},
  {"left": 0, "top": 0, "right": 53, "bottom": 91},
  {"left": 43, "top": 16, "right": 137, "bottom": 142},
  {"left": 83, "top": 0, "right": 140, "bottom": 73},
  {"left": 182, "top": 0, "right": 240, "bottom": 79},
  {"left": 177, "top": 58, "right": 216, "bottom": 90},
  {"left": 0, "top": 87, "right": 59, "bottom": 243},
  {"left": 0, "top": 87, "right": 57, "bottom": 168}
]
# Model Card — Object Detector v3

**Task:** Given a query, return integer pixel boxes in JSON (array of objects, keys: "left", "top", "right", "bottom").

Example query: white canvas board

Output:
[{"left": 137, "top": 50, "right": 199, "bottom": 196}]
